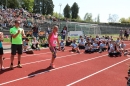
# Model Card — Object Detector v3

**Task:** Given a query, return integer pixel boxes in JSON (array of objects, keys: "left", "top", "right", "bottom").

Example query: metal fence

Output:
[{"left": 58, "top": 22, "right": 130, "bottom": 36}]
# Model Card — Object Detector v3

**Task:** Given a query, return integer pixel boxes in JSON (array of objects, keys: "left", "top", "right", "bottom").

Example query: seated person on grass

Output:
[
  {"left": 23, "top": 38, "right": 30, "bottom": 52},
  {"left": 84, "top": 42, "right": 94, "bottom": 54},
  {"left": 78, "top": 38, "right": 85, "bottom": 49},
  {"left": 41, "top": 40, "right": 49, "bottom": 48},
  {"left": 31, "top": 37, "right": 40, "bottom": 50},
  {"left": 70, "top": 39, "right": 80, "bottom": 53}
]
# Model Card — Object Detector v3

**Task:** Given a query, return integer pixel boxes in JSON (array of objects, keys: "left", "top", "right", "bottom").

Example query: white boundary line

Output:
[
  {"left": 4, "top": 49, "right": 70, "bottom": 60},
  {"left": 5, "top": 53, "right": 82, "bottom": 69},
  {"left": 3, "top": 47, "right": 49, "bottom": 54},
  {"left": 0, "top": 54, "right": 108, "bottom": 85},
  {"left": 66, "top": 58, "right": 130, "bottom": 86},
  {"left": 1, "top": 45, "right": 130, "bottom": 85},
  {"left": 3, "top": 43, "right": 130, "bottom": 60}
]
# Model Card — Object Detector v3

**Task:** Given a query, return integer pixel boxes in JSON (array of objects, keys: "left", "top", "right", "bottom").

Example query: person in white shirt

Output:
[
  {"left": 92, "top": 41, "right": 99, "bottom": 52},
  {"left": 31, "top": 37, "right": 40, "bottom": 50},
  {"left": 107, "top": 40, "right": 113, "bottom": 51},
  {"left": 70, "top": 39, "right": 80, "bottom": 53},
  {"left": 119, "top": 41, "right": 126, "bottom": 53},
  {"left": 84, "top": 42, "right": 94, "bottom": 54},
  {"left": 60, "top": 39, "right": 65, "bottom": 51},
  {"left": 78, "top": 38, "right": 85, "bottom": 49},
  {"left": 115, "top": 38, "right": 120, "bottom": 45},
  {"left": 108, "top": 42, "right": 121, "bottom": 57},
  {"left": 99, "top": 41, "right": 107, "bottom": 53},
  {"left": 23, "top": 38, "right": 30, "bottom": 52},
  {"left": 78, "top": 36, "right": 83, "bottom": 43}
]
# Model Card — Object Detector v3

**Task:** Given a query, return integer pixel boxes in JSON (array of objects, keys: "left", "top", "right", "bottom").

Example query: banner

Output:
[{"left": 67, "top": 31, "right": 84, "bottom": 37}]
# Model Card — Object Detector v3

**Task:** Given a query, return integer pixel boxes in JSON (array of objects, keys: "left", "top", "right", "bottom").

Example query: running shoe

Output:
[
  {"left": 3, "top": 57, "right": 5, "bottom": 60},
  {"left": 51, "top": 64, "right": 55, "bottom": 69},
  {"left": 17, "top": 64, "right": 22, "bottom": 68},
  {"left": 1, "top": 66, "right": 4, "bottom": 71},
  {"left": 77, "top": 51, "right": 80, "bottom": 54},
  {"left": 10, "top": 64, "right": 14, "bottom": 69}
]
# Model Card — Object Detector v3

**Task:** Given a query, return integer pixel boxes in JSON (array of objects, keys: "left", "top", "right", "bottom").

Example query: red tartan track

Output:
[{"left": 0, "top": 41, "right": 130, "bottom": 86}]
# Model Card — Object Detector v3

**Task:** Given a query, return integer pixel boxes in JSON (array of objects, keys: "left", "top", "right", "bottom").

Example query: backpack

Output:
[{"left": 25, "top": 50, "right": 34, "bottom": 54}]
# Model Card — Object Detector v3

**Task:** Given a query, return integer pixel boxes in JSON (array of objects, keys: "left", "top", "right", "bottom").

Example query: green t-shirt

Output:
[{"left": 10, "top": 27, "right": 23, "bottom": 44}]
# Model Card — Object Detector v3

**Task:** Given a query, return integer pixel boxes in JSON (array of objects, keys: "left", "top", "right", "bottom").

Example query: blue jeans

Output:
[
  {"left": 61, "top": 35, "right": 65, "bottom": 40},
  {"left": 33, "top": 33, "right": 38, "bottom": 39}
]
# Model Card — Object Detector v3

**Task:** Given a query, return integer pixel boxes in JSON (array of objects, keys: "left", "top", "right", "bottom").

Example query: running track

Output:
[{"left": 0, "top": 42, "right": 130, "bottom": 86}]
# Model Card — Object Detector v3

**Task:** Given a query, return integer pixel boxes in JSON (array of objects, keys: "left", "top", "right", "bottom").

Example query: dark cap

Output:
[{"left": 15, "top": 20, "right": 21, "bottom": 24}]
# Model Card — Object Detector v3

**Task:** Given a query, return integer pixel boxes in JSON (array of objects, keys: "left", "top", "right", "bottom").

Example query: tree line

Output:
[{"left": 0, "top": 0, "right": 129, "bottom": 24}]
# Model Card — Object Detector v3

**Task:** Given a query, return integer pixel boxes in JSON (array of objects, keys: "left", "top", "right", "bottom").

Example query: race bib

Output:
[{"left": 53, "top": 40, "right": 57, "bottom": 44}]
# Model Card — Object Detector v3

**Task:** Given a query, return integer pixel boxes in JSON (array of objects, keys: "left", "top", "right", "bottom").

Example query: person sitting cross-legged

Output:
[
  {"left": 78, "top": 38, "right": 85, "bottom": 49},
  {"left": 23, "top": 38, "right": 30, "bottom": 52},
  {"left": 84, "top": 42, "right": 94, "bottom": 54},
  {"left": 99, "top": 41, "right": 107, "bottom": 53},
  {"left": 119, "top": 41, "right": 126, "bottom": 55},
  {"left": 69, "top": 39, "right": 80, "bottom": 53},
  {"left": 92, "top": 41, "right": 99, "bottom": 52},
  {"left": 65, "top": 37, "right": 72, "bottom": 46},
  {"left": 108, "top": 42, "right": 121, "bottom": 57},
  {"left": 31, "top": 37, "right": 40, "bottom": 50}
]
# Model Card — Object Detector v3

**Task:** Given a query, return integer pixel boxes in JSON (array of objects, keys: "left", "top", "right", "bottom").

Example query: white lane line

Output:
[
  {"left": 4, "top": 53, "right": 82, "bottom": 69},
  {"left": 4, "top": 52, "right": 51, "bottom": 60},
  {"left": 0, "top": 54, "right": 108, "bottom": 86},
  {"left": 3, "top": 43, "right": 130, "bottom": 60},
  {"left": 4, "top": 49, "right": 70, "bottom": 60},
  {"left": 66, "top": 58, "right": 130, "bottom": 86},
  {"left": 3, "top": 48, "right": 49, "bottom": 54}
]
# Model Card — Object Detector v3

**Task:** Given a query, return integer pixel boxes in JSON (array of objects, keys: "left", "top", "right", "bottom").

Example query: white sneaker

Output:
[{"left": 1, "top": 67, "right": 4, "bottom": 71}]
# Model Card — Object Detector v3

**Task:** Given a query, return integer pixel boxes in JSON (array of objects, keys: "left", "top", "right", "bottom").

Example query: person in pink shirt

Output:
[{"left": 48, "top": 26, "right": 60, "bottom": 69}]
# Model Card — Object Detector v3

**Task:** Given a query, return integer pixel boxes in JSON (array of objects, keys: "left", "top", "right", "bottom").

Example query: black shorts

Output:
[
  {"left": 49, "top": 47, "right": 57, "bottom": 58},
  {"left": 0, "top": 48, "right": 3, "bottom": 55},
  {"left": 11, "top": 44, "right": 22, "bottom": 55}
]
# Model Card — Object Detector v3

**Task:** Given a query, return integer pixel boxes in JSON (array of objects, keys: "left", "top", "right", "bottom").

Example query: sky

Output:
[{"left": 53, "top": 0, "right": 130, "bottom": 23}]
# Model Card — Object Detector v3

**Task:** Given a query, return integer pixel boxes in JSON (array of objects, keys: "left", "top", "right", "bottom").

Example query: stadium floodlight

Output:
[{"left": 59, "top": 3, "right": 62, "bottom": 19}]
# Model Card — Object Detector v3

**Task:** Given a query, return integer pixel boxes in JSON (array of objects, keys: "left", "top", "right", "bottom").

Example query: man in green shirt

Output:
[{"left": 10, "top": 20, "right": 26, "bottom": 69}]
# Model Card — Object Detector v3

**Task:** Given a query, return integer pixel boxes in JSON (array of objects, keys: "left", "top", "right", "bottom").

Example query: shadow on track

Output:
[{"left": 28, "top": 66, "right": 52, "bottom": 78}]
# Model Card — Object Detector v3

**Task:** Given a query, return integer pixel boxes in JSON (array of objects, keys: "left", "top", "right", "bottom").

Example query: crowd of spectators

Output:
[{"left": 0, "top": 8, "right": 45, "bottom": 30}]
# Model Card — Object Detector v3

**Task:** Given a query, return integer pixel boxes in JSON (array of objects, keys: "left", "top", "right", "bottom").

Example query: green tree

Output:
[
  {"left": 53, "top": 12, "right": 59, "bottom": 18},
  {"left": 33, "top": 0, "right": 41, "bottom": 13},
  {"left": 8, "top": 0, "right": 20, "bottom": 8},
  {"left": 119, "top": 18, "right": 129, "bottom": 23},
  {"left": 42, "top": 0, "right": 54, "bottom": 15},
  {"left": 77, "top": 15, "right": 82, "bottom": 21},
  {"left": 84, "top": 13, "right": 93, "bottom": 22},
  {"left": 63, "top": 4, "right": 70, "bottom": 18},
  {"left": 53, "top": 12, "right": 64, "bottom": 18},
  {"left": 22, "top": 0, "right": 34, "bottom": 12},
  {"left": 1, "top": 0, "right": 19, "bottom": 9},
  {"left": 71, "top": 2, "right": 79, "bottom": 19}
]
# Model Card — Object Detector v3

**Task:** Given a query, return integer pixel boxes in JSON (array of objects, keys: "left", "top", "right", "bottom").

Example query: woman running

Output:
[
  {"left": 48, "top": 26, "right": 60, "bottom": 69},
  {"left": 0, "top": 32, "right": 4, "bottom": 71}
]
